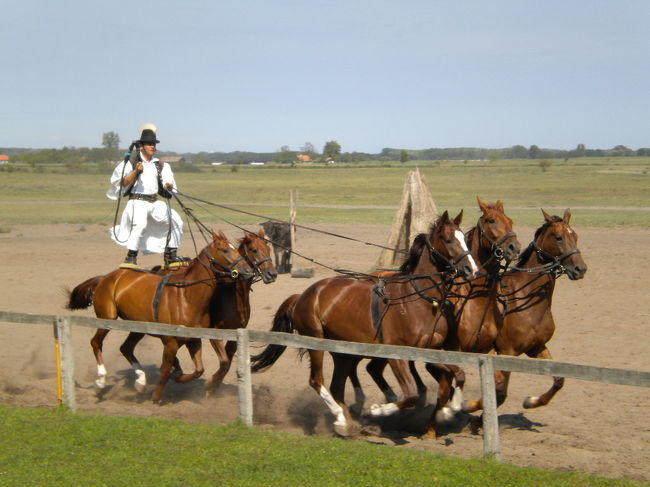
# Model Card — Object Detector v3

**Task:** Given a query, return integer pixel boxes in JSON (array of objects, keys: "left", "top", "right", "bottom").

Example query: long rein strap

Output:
[{"left": 174, "top": 190, "right": 409, "bottom": 255}]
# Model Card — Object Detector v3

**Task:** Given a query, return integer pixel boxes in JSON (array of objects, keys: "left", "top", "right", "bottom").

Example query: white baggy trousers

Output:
[{"left": 111, "top": 198, "right": 183, "bottom": 253}]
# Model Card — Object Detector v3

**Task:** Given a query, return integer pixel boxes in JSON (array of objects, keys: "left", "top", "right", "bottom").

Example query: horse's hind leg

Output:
[
  {"left": 90, "top": 328, "right": 111, "bottom": 389},
  {"left": 119, "top": 332, "right": 147, "bottom": 393},
  {"left": 523, "top": 348, "right": 564, "bottom": 408},
  {"left": 329, "top": 353, "right": 359, "bottom": 422},
  {"left": 206, "top": 339, "right": 236, "bottom": 395},
  {"left": 462, "top": 369, "right": 510, "bottom": 414},
  {"left": 173, "top": 338, "right": 205, "bottom": 384},
  {"left": 308, "top": 349, "right": 350, "bottom": 435}
]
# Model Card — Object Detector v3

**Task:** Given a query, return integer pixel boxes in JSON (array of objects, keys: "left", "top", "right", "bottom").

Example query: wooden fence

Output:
[{"left": 1, "top": 310, "right": 649, "bottom": 460}]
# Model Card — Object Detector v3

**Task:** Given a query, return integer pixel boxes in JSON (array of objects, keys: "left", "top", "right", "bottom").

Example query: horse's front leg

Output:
[
  {"left": 369, "top": 358, "right": 418, "bottom": 418},
  {"left": 462, "top": 369, "right": 510, "bottom": 413},
  {"left": 152, "top": 336, "right": 180, "bottom": 404},
  {"left": 206, "top": 339, "right": 236, "bottom": 394},
  {"left": 173, "top": 338, "right": 205, "bottom": 383},
  {"left": 523, "top": 347, "right": 564, "bottom": 408},
  {"left": 422, "top": 363, "right": 456, "bottom": 438}
]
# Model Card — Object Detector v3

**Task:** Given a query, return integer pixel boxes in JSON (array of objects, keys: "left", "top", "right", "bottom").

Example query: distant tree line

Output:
[{"left": 2, "top": 134, "right": 649, "bottom": 166}]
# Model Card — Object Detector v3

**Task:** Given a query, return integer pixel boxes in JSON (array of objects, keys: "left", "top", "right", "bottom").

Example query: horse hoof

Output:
[
  {"left": 523, "top": 396, "right": 539, "bottom": 409},
  {"left": 134, "top": 381, "right": 147, "bottom": 394},
  {"left": 94, "top": 378, "right": 106, "bottom": 390},
  {"left": 333, "top": 422, "right": 357, "bottom": 438}
]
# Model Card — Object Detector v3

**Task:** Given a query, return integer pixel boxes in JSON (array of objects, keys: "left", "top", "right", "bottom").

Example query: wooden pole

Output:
[
  {"left": 54, "top": 316, "right": 76, "bottom": 411},
  {"left": 289, "top": 189, "right": 297, "bottom": 253},
  {"left": 478, "top": 356, "right": 500, "bottom": 459},
  {"left": 236, "top": 328, "right": 253, "bottom": 426}
]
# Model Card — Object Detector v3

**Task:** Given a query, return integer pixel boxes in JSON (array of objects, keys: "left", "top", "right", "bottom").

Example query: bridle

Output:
[
  {"left": 240, "top": 242, "right": 273, "bottom": 279},
  {"left": 423, "top": 234, "right": 472, "bottom": 278},
  {"left": 477, "top": 217, "right": 517, "bottom": 262},
  {"left": 199, "top": 246, "right": 247, "bottom": 280},
  {"left": 532, "top": 241, "right": 581, "bottom": 277}
]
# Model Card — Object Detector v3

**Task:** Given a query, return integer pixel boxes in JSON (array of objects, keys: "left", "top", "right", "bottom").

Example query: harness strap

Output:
[
  {"left": 371, "top": 279, "right": 387, "bottom": 342},
  {"left": 153, "top": 273, "right": 173, "bottom": 322}
]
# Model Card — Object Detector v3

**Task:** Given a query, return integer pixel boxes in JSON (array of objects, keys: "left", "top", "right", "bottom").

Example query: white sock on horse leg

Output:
[{"left": 319, "top": 386, "right": 346, "bottom": 427}]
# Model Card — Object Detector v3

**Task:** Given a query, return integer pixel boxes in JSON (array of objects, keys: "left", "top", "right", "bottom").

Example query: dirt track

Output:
[{"left": 0, "top": 222, "right": 648, "bottom": 482}]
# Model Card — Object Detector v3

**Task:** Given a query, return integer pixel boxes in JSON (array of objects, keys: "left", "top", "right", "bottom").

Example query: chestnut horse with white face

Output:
[
  {"left": 350, "top": 199, "right": 521, "bottom": 434},
  {"left": 251, "top": 211, "right": 478, "bottom": 436}
]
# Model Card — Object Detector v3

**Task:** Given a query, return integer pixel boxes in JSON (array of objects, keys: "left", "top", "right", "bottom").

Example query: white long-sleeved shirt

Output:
[{"left": 106, "top": 153, "right": 176, "bottom": 200}]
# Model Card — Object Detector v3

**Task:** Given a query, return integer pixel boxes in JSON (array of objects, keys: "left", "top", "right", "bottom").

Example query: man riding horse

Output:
[{"left": 107, "top": 124, "right": 186, "bottom": 267}]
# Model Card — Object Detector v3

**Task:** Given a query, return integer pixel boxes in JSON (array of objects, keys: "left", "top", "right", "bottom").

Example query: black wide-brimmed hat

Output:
[{"left": 139, "top": 129, "right": 160, "bottom": 144}]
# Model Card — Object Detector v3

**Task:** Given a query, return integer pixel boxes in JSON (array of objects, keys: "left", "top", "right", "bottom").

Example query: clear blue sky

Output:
[{"left": 2, "top": 0, "right": 648, "bottom": 154}]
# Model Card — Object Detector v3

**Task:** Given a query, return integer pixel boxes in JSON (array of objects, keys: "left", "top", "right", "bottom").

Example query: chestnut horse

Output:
[
  {"left": 350, "top": 199, "right": 521, "bottom": 432},
  {"left": 251, "top": 211, "right": 478, "bottom": 436},
  {"left": 463, "top": 209, "right": 587, "bottom": 414},
  {"left": 113, "top": 228, "right": 278, "bottom": 395},
  {"left": 66, "top": 231, "right": 254, "bottom": 403},
  {"left": 206, "top": 229, "right": 278, "bottom": 392}
]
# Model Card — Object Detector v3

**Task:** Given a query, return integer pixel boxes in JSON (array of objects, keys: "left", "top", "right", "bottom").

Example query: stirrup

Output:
[{"left": 120, "top": 262, "right": 141, "bottom": 269}]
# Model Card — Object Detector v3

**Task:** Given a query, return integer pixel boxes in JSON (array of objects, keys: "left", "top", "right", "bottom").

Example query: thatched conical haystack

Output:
[{"left": 374, "top": 168, "right": 438, "bottom": 269}]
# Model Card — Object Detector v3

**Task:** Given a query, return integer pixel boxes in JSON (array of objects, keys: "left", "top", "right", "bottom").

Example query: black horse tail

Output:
[
  {"left": 250, "top": 294, "right": 300, "bottom": 373},
  {"left": 66, "top": 275, "right": 103, "bottom": 310}
]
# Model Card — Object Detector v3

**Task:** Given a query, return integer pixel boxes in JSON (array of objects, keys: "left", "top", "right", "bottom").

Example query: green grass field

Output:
[
  {"left": 1, "top": 157, "right": 648, "bottom": 228},
  {"left": 0, "top": 406, "right": 643, "bottom": 487}
]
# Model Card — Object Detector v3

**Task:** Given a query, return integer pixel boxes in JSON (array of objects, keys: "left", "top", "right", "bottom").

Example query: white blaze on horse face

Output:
[
  {"left": 454, "top": 230, "right": 479, "bottom": 275},
  {"left": 318, "top": 385, "right": 347, "bottom": 427}
]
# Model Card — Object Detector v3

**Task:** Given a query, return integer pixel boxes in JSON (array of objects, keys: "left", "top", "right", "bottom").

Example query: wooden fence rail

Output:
[{"left": 2, "top": 310, "right": 649, "bottom": 460}]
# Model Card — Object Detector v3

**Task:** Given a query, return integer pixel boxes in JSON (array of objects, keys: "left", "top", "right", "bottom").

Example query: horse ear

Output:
[
  {"left": 541, "top": 209, "right": 553, "bottom": 222},
  {"left": 563, "top": 208, "right": 572, "bottom": 224},
  {"left": 453, "top": 209, "right": 463, "bottom": 226},
  {"left": 495, "top": 200, "right": 504, "bottom": 212},
  {"left": 477, "top": 197, "right": 488, "bottom": 214},
  {"left": 439, "top": 210, "right": 450, "bottom": 225},
  {"left": 257, "top": 228, "right": 265, "bottom": 238}
]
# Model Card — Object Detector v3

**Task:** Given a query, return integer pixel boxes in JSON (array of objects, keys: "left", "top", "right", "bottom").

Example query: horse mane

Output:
[
  {"left": 516, "top": 215, "right": 563, "bottom": 266},
  {"left": 399, "top": 233, "right": 428, "bottom": 274},
  {"left": 398, "top": 214, "right": 445, "bottom": 274}
]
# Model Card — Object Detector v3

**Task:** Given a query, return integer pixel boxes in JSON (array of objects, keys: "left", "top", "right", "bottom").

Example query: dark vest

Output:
[{"left": 128, "top": 153, "right": 172, "bottom": 199}]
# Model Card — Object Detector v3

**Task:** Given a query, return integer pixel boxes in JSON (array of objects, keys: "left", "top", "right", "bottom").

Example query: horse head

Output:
[
  {"left": 414, "top": 210, "right": 478, "bottom": 280},
  {"left": 534, "top": 209, "right": 587, "bottom": 280},
  {"left": 475, "top": 197, "right": 521, "bottom": 263},
  {"left": 204, "top": 231, "right": 255, "bottom": 281},
  {"left": 239, "top": 229, "right": 278, "bottom": 284}
]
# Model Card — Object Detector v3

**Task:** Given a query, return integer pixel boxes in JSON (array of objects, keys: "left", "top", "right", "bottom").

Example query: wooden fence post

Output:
[
  {"left": 54, "top": 316, "right": 76, "bottom": 411},
  {"left": 289, "top": 189, "right": 297, "bottom": 253},
  {"left": 478, "top": 356, "right": 500, "bottom": 459},
  {"left": 236, "top": 328, "right": 253, "bottom": 426}
]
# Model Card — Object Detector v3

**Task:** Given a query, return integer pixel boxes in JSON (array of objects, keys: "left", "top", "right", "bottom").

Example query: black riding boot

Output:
[
  {"left": 164, "top": 247, "right": 182, "bottom": 265},
  {"left": 124, "top": 249, "right": 138, "bottom": 265}
]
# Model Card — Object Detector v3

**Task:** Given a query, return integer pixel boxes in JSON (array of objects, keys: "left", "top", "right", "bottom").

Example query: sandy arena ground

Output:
[{"left": 0, "top": 221, "right": 648, "bottom": 482}]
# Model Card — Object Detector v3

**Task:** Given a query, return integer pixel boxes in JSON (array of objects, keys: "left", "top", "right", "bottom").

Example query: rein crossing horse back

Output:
[
  {"left": 463, "top": 208, "right": 587, "bottom": 414},
  {"left": 67, "top": 231, "right": 254, "bottom": 403},
  {"left": 251, "top": 211, "right": 478, "bottom": 437}
]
